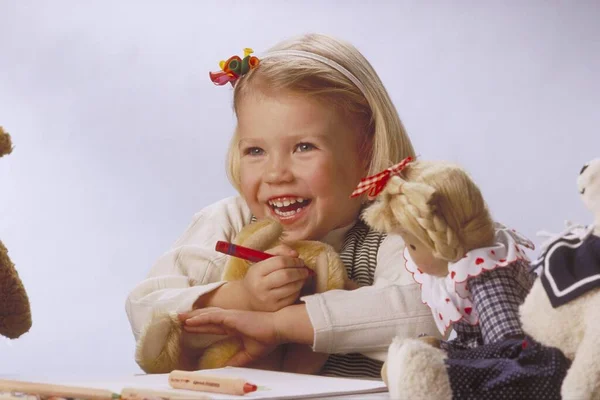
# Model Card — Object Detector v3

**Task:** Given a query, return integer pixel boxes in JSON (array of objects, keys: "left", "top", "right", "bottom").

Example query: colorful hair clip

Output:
[{"left": 209, "top": 48, "right": 260, "bottom": 87}]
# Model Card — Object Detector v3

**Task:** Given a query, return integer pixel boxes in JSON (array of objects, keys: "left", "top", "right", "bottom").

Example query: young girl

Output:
[{"left": 126, "top": 33, "right": 439, "bottom": 378}]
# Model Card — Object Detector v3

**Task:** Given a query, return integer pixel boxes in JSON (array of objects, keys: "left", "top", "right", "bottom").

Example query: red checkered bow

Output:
[{"left": 350, "top": 156, "right": 414, "bottom": 198}]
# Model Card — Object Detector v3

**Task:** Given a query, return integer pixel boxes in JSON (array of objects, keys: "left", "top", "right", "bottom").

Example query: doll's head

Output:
[
  {"left": 363, "top": 160, "right": 495, "bottom": 276},
  {"left": 217, "top": 34, "right": 416, "bottom": 242}
]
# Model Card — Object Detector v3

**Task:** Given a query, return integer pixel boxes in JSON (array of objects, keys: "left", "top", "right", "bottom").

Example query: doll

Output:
[
  {"left": 360, "top": 158, "right": 536, "bottom": 350},
  {"left": 358, "top": 158, "right": 570, "bottom": 399}
]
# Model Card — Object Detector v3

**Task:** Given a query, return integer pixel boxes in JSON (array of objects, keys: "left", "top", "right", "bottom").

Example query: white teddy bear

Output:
[{"left": 519, "top": 158, "right": 600, "bottom": 399}]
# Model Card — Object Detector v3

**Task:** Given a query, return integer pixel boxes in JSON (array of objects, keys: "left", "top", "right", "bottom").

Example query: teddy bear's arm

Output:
[
  {"left": 560, "top": 303, "right": 600, "bottom": 400},
  {"left": 0, "top": 128, "right": 32, "bottom": 339},
  {"left": 0, "top": 240, "right": 32, "bottom": 339}
]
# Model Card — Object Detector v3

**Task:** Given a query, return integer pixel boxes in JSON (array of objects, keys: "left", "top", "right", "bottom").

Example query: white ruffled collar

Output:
[{"left": 404, "top": 223, "right": 534, "bottom": 335}]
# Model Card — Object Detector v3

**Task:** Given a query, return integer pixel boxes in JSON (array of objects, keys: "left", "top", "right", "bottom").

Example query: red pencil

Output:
[{"left": 215, "top": 241, "right": 274, "bottom": 263}]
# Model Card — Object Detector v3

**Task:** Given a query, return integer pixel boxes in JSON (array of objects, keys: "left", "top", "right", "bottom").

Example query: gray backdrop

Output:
[{"left": 1, "top": 0, "right": 599, "bottom": 376}]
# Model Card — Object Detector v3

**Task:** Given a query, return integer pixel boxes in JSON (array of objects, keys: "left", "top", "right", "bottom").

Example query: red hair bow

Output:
[{"left": 350, "top": 156, "right": 414, "bottom": 198}]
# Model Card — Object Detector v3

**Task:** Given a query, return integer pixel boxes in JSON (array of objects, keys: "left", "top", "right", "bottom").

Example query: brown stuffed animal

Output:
[
  {"left": 136, "top": 218, "right": 353, "bottom": 374},
  {"left": 0, "top": 126, "right": 32, "bottom": 339}
]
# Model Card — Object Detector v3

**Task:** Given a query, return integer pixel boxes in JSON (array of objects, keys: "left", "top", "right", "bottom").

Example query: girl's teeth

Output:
[
  {"left": 269, "top": 197, "right": 306, "bottom": 207},
  {"left": 274, "top": 207, "right": 305, "bottom": 217}
]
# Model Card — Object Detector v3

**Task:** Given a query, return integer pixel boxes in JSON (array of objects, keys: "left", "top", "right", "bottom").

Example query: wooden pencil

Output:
[
  {"left": 0, "top": 379, "right": 119, "bottom": 400},
  {"left": 121, "top": 387, "right": 211, "bottom": 400}
]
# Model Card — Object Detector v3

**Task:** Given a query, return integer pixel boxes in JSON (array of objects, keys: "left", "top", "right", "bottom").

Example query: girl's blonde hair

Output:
[
  {"left": 225, "top": 33, "right": 415, "bottom": 192},
  {"left": 363, "top": 161, "right": 496, "bottom": 262}
]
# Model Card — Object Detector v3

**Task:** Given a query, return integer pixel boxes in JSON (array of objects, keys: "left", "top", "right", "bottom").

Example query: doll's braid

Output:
[{"left": 386, "top": 176, "right": 465, "bottom": 261}]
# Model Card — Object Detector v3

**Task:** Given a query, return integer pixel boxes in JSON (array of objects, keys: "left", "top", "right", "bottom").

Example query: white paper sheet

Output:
[{"left": 45, "top": 367, "right": 388, "bottom": 399}]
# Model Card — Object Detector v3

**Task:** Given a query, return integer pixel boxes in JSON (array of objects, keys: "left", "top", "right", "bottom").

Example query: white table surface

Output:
[{"left": 0, "top": 373, "right": 392, "bottom": 399}]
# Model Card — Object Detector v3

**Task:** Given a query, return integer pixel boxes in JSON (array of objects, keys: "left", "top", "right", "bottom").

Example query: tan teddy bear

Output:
[
  {"left": 0, "top": 126, "right": 32, "bottom": 340},
  {"left": 135, "top": 218, "right": 353, "bottom": 374}
]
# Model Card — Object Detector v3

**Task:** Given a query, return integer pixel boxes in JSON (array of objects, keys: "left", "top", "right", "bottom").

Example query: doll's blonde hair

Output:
[
  {"left": 225, "top": 33, "right": 415, "bottom": 192},
  {"left": 363, "top": 161, "right": 496, "bottom": 262}
]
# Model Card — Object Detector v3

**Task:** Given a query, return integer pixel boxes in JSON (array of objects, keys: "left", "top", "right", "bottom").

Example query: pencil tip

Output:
[{"left": 244, "top": 383, "right": 258, "bottom": 393}]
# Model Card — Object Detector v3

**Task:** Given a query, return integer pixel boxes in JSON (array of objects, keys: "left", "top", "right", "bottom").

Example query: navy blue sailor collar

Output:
[{"left": 535, "top": 226, "right": 600, "bottom": 308}]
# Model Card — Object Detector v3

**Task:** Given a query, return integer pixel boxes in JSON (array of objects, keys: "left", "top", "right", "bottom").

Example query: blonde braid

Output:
[{"left": 386, "top": 176, "right": 465, "bottom": 261}]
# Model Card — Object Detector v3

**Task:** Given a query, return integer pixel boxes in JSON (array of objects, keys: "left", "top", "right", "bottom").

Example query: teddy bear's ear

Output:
[
  {"left": 577, "top": 158, "right": 600, "bottom": 218},
  {"left": 0, "top": 126, "right": 14, "bottom": 158},
  {"left": 233, "top": 218, "right": 283, "bottom": 250}
]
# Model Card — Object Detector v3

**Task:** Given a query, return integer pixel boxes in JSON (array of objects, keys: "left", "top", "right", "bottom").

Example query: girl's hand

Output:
[
  {"left": 180, "top": 308, "right": 282, "bottom": 367},
  {"left": 241, "top": 244, "right": 313, "bottom": 312}
]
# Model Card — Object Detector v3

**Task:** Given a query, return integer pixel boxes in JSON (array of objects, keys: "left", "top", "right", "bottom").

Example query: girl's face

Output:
[
  {"left": 400, "top": 230, "right": 448, "bottom": 277},
  {"left": 236, "top": 90, "right": 366, "bottom": 242}
]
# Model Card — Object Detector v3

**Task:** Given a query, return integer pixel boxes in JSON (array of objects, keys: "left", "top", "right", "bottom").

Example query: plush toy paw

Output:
[
  {"left": 417, "top": 335, "right": 441, "bottom": 348},
  {"left": 197, "top": 336, "right": 242, "bottom": 370},
  {"left": 135, "top": 312, "right": 183, "bottom": 373},
  {"left": 0, "top": 241, "right": 32, "bottom": 339},
  {"left": 383, "top": 337, "right": 452, "bottom": 400},
  {"left": 562, "top": 376, "right": 599, "bottom": 400}
]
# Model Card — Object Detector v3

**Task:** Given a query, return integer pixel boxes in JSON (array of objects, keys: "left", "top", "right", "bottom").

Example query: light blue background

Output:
[{"left": 1, "top": 0, "right": 599, "bottom": 376}]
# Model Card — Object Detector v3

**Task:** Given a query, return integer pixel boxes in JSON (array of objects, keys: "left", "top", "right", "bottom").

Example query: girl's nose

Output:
[{"left": 264, "top": 157, "right": 294, "bottom": 184}]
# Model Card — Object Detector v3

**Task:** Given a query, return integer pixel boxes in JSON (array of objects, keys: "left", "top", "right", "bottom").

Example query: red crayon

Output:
[{"left": 215, "top": 241, "right": 274, "bottom": 263}]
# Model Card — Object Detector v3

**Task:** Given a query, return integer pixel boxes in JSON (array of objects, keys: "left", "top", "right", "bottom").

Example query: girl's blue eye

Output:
[
  {"left": 245, "top": 147, "right": 264, "bottom": 156},
  {"left": 295, "top": 143, "right": 315, "bottom": 152}
]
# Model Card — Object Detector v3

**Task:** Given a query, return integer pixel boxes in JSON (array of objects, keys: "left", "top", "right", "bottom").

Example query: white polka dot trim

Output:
[{"left": 404, "top": 223, "right": 534, "bottom": 335}]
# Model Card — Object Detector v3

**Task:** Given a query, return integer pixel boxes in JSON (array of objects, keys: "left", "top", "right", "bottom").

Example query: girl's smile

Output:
[{"left": 267, "top": 195, "right": 312, "bottom": 223}]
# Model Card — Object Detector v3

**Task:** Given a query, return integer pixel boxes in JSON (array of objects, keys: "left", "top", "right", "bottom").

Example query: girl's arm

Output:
[
  {"left": 183, "top": 234, "right": 439, "bottom": 362},
  {"left": 468, "top": 259, "right": 534, "bottom": 344},
  {"left": 125, "top": 196, "right": 253, "bottom": 369},
  {"left": 295, "top": 234, "right": 439, "bottom": 359}
]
